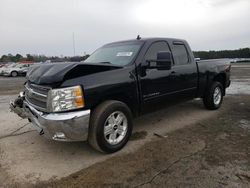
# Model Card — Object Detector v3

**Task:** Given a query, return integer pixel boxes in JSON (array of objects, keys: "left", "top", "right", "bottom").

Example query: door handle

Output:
[{"left": 170, "top": 71, "right": 176, "bottom": 74}]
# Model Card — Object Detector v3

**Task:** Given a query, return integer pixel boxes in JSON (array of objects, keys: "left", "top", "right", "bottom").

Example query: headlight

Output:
[{"left": 48, "top": 85, "right": 85, "bottom": 112}]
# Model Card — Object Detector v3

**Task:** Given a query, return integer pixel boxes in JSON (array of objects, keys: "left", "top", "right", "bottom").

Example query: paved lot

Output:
[
  {"left": 0, "top": 77, "right": 26, "bottom": 95},
  {"left": 41, "top": 95, "right": 250, "bottom": 188},
  {"left": 0, "top": 63, "right": 250, "bottom": 187}
]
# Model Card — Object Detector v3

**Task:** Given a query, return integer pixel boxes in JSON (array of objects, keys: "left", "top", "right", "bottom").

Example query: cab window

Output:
[
  {"left": 144, "top": 41, "right": 170, "bottom": 61},
  {"left": 172, "top": 44, "right": 189, "bottom": 65}
]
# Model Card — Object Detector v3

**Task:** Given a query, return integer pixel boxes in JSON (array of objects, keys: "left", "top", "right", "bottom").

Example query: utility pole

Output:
[{"left": 72, "top": 32, "right": 76, "bottom": 56}]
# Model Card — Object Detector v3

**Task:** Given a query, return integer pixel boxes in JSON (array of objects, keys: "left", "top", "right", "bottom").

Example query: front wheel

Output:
[
  {"left": 88, "top": 100, "right": 133, "bottom": 153},
  {"left": 203, "top": 81, "right": 224, "bottom": 110},
  {"left": 11, "top": 71, "right": 18, "bottom": 77}
]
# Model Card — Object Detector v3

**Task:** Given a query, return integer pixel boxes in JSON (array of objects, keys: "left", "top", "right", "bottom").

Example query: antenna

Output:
[
  {"left": 137, "top": 35, "right": 141, "bottom": 40},
  {"left": 72, "top": 32, "right": 76, "bottom": 56}
]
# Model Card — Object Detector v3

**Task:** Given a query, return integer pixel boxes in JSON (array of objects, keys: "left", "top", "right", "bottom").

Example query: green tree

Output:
[
  {"left": 26, "top": 54, "right": 34, "bottom": 61},
  {"left": 15, "top": 54, "right": 23, "bottom": 62},
  {"left": 0, "top": 55, "right": 8, "bottom": 62},
  {"left": 194, "top": 48, "right": 250, "bottom": 60}
]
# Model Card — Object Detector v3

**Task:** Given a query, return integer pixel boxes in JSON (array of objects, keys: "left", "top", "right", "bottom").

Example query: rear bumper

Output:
[
  {"left": 226, "top": 80, "right": 231, "bottom": 88},
  {"left": 226, "top": 71, "right": 231, "bottom": 88},
  {"left": 10, "top": 101, "right": 91, "bottom": 141},
  {"left": 18, "top": 71, "right": 27, "bottom": 75}
]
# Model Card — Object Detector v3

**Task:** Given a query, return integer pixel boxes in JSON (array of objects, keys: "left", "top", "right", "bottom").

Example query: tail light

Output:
[{"left": 225, "top": 64, "right": 231, "bottom": 72}]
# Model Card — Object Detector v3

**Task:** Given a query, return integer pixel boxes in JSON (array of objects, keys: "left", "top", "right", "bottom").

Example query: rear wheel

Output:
[
  {"left": 88, "top": 100, "right": 133, "bottom": 153},
  {"left": 11, "top": 71, "right": 18, "bottom": 77},
  {"left": 203, "top": 81, "right": 223, "bottom": 110}
]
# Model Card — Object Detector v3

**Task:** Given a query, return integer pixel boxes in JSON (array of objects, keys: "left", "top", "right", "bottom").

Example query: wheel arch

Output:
[
  {"left": 91, "top": 93, "right": 138, "bottom": 118},
  {"left": 213, "top": 73, "right": 226, "bottom": 95}
]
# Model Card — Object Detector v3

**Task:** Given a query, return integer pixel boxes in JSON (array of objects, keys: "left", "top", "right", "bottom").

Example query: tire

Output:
[
  {"left": 203, "top": 81, "right": 224, "bottom": 110},
  {"left": 11, "top": 71, "right": 18, "bottom": 77},
  {"left": 88, "top": 100, "right": 133, "bottom": 153}
]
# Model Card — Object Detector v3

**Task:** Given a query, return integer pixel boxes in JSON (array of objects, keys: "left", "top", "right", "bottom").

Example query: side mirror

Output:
[
  {"left": 156, "top": 51, "right": 172, "bottom": 70},
  {"left": 145, "top": 51, "right": 172, "bottom": 70}
]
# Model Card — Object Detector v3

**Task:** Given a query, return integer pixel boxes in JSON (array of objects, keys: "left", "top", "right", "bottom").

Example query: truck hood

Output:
[{"left": 26, "top": 62, "right": 122, "bottom": 85}]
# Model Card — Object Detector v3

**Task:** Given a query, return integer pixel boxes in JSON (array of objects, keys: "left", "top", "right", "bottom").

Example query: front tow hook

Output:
[{"left": 39, "top": 129, "right": 44, "bottom": 135}]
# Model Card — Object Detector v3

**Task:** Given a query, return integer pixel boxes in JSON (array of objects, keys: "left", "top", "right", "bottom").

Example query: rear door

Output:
[{"left": 169, "top": 41, "right": 198, "bottom": 98}]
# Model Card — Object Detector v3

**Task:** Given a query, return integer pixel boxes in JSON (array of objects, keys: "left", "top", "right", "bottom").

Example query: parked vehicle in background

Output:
[
  {"left": 10, "top": 37, "right": 231, "bottom": 153},
  {"left": 230, "top": 58, "right": 250, "bottom": 63},
  {"left": 0, "top": 63, "right": 16, "bottom": 75},
  {"left": 2, "top": 63, "right": 33, "bottom": 77}
]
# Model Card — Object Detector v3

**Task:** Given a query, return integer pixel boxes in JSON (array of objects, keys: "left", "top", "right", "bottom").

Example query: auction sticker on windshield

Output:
[{"left": 116, "top": 52, "right": 133, "bottom": 56}]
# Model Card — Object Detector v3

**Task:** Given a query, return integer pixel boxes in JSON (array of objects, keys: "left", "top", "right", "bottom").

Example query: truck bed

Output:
[{"left": 196, "top": 58, "right": 231, "bottom": 97}]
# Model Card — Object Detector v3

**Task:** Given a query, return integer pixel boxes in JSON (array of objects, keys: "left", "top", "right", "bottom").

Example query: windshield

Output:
[
  {"left": 16, "top": 64, "right": 30, "bottom": 68},
  {"left": 85, "top": 43, "right": 142, "bottom": 66}
]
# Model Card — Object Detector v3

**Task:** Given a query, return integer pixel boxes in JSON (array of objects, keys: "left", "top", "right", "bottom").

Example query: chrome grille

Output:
[{"left": 24, "top": 82, "right": 50, "bottom": 112}]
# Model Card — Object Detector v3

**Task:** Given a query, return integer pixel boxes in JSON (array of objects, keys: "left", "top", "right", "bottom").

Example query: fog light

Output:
[{"left": 53, "top": 132, "right": 66, "bottom": 140}]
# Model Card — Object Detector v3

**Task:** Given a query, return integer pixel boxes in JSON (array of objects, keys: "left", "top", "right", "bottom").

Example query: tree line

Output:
[
  {"left": 0, "top": 54, "right": 90, "bottom": 63},
  {"left": 193, "top": 48, "right": 250, "bottom": 60},
  {"left": 1, "top": 48, "right": 250, "bottom": 63}
]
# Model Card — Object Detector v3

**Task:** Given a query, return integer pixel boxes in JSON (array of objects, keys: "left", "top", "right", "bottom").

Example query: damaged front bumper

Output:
[{"left": 10, "top": 97, "right": 91, "bottom": 142}]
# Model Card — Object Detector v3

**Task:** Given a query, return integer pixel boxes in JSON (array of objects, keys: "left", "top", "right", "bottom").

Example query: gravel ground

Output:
[
  {"left": 1, "top": 96, "right": 249, "bottom": 188},
  {"left": 38, "top": 95, "right": 250, "bottom": 188},
  {"left": 0, "top": 63, "right": 250, "bottom": 188}
]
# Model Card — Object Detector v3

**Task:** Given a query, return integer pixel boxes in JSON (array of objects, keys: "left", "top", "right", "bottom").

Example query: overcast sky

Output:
[{"left": 0, "top": 0, "right": 249, "bottom": 56}]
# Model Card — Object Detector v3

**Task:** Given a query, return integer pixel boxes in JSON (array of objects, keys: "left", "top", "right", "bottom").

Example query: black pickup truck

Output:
[{"left": 10, "top": 37, "right": 231, "bottom": 153}]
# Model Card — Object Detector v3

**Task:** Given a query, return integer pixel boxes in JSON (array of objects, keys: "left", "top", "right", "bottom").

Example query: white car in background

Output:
[
  {"left": 2, "top": 63, "right": 32, "bottom": 77},
  {"left": 0, "top": 63, "right": 16, "bottom": 75}
]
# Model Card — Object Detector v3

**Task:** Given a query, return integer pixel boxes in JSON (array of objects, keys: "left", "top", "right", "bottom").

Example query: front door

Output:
[{"left": 139, "top": 41, "right": 176, "bottom": 103}]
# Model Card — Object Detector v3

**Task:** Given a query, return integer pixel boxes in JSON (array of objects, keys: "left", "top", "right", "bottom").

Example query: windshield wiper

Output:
[
  {"left": 98, "top": 61, "right": 111, "bottom": 64},
  {"left": 83, "top": 61, "right": 114, "bottom": 65}
]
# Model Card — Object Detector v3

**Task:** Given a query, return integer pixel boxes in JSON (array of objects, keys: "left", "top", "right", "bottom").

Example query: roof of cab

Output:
[{"left": 105, "top": 37, "right": 186, "bottom": 46}]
